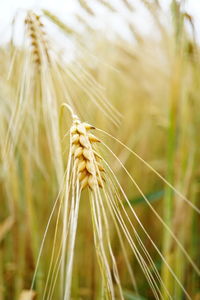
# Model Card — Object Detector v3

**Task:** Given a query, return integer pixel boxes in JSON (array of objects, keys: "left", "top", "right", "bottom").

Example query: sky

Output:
[{"left": 0, "top": 0, "right": 200, "bottom": 43}]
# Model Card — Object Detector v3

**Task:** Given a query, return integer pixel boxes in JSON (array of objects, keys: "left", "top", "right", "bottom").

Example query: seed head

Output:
[
  {"left": 25, "top": 11, "right": 50, "bottom": 66},
  {"left": 70, "top": 116, "right": 104, "bottom": 190}
]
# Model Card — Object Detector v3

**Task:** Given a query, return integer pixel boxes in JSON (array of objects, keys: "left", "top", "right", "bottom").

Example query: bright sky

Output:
[{"left": 0, "top": 0, "right": 200, "bottom": 43}]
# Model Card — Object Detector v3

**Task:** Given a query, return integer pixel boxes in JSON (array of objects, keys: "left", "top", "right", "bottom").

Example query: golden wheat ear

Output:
[
  {"left": 59, "top": 106, "right": 172, "bottom": 300},
  {"left": 30, "top": 104, "right": 111, "bottom": 299},
  {"left": 57, "top": 104, "right": 119, "bottom": 300},
  {"left": 48, "top": 104, "right": 166, "bottom": 300}
]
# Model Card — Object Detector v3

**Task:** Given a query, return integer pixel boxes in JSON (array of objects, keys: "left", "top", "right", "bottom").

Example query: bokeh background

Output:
[{"left": 0, "top": 1, "right": 200, "bottom": 299}]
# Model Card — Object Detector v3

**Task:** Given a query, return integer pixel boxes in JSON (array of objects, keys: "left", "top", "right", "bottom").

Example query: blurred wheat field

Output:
[{"left": 0, "top": 1, "right": 200, "bottom": 300}]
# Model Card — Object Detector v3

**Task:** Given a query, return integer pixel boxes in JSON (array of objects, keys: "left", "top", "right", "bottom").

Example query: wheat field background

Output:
[{"left": 0, "top": 1, "right": 200, "bottom": 300}]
